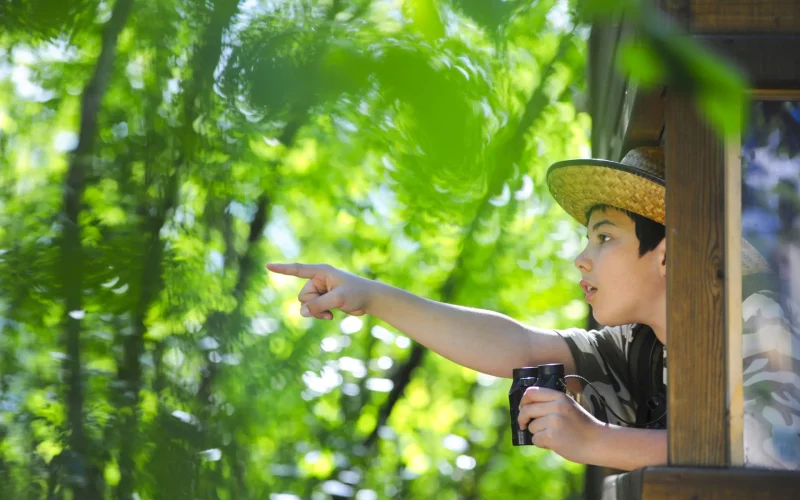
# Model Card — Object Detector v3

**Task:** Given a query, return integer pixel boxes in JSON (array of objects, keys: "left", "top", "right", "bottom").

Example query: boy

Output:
[{"left": 268, "top": 147, "right": 798, "bottom": 470}]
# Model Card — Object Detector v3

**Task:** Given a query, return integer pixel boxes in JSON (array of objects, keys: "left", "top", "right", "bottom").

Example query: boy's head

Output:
[
  {"left": 576, "top": 204, "right": 666, "bottom": 326},
  {"left": 547, "top": 147, "right": 669, "bottom": 327},
  {"left": 547, "top": 146, "right": 770, "bottom": 329}
]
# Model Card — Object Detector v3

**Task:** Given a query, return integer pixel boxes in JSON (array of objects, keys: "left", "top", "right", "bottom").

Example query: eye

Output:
[{"left": 597, "top": 233, "right": 611, "bottom": 244}]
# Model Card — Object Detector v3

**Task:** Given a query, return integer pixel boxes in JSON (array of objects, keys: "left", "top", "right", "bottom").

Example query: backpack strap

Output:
[{"left": 628, "top": 324, "right": 667, "bottom": 428}]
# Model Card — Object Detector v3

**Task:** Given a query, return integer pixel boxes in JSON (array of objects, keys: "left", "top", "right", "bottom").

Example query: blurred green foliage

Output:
[
  {"left": 0, "top": 0, "right": 751, "bottom": 499},
  {"left": 0, "top": 0, "right": 589, "bottom": 498}
]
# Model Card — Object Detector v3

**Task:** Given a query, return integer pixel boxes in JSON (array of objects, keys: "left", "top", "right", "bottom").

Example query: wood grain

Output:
[
  {"left": 620, "top": 85, "right": 665, "bottom": 152},
  {"left": 641, "top": 467, "right": 800, "bottom": 499},
  {"left": 699, "top": 35, "right": 800, "bottom": 89},
  {"left": 603, "top": 467, "right": 800, "bottom": 500},
  {"left": 665, "top": 92, "right": 728, "bottom": 466},
  {"left": 661, "top": 0, "right": 800, "bottom": 33}
]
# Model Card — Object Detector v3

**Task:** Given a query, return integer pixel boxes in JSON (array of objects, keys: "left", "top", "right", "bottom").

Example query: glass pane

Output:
[{"left": 741, "top": 98, "right": 800, "bottom": 469}]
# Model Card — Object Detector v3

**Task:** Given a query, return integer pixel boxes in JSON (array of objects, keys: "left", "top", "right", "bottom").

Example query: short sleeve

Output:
[{"left": 555, "top": 325, "right": 637, "bottom": 426}]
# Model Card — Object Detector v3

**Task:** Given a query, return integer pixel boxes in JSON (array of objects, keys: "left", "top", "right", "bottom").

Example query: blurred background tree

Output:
[{"left": 0, "top": 0, "right": 748, "bottom": 499}]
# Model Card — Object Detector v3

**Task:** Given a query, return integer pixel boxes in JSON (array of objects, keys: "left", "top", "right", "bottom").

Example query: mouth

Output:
[{"left": 580, "top": 280, "right": 598, "bottom": 301}]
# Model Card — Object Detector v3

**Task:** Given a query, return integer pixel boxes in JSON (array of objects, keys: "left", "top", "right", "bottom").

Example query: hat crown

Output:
[{"left": 620, "top": 147, "right": 665, "bottom": 181}]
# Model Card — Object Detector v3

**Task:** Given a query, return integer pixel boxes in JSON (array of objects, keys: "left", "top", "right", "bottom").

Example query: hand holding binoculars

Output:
[{"left": 508, "top": 363, "right": 567, "bottom": 446}]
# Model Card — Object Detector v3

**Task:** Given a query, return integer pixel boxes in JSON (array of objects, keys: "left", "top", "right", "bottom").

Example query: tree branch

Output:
[{"left": 59, "top": 0, "right": 134, "bottom": 497}]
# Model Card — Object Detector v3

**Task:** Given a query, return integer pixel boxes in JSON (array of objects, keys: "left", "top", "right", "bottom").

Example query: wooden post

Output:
[
  {"left": 664, "top": 93, "right": 728, "bottom": 466},
  {"left": 724, "top": 133, "right": 744, "bottom": 466}
]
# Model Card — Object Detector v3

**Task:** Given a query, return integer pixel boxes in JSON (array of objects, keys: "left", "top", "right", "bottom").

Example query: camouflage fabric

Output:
[
  {"left": 557, "top": 286, "right": 800, "bottom": 470},
  {"left": 555, "top": 325, "right": 638, "bottom": 426},
  {"left": 741, "top": 288, "right": 800, "bottom": 470}
]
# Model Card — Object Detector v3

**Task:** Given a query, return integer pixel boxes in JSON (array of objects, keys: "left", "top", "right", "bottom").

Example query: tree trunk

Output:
[
  {"left": 115, "top": 1, "right": 240, "bottom": 497},
  {"left": 60, "top": 0, "right": 134, "bottom": 497}
]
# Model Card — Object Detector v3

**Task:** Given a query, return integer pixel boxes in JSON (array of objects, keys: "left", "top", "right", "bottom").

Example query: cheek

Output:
[
  {"left": 595, "top": 249, "right": 629, "bottom": 285},
  {"left": 594, "top": 251, "right": 644, "bottom": 308},
  {"left": 622, "top": 260, "right": 664, "bottom": 303}
]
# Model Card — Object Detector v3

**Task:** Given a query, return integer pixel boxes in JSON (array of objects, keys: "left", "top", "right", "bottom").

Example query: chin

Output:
[
  {"left": 590, "top": 307, "right": 607, "bottom": 325},
  {"left": 590, "top": 307, "right": 629, "bottom": 327}
]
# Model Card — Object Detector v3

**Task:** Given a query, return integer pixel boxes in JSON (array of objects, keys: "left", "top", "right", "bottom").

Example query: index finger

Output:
[
  {"left": 266, "top": 262, "right": 322, "bottom": 279},
  {"left": 520, "top": 386, "right": 564, "bottom": 406}
]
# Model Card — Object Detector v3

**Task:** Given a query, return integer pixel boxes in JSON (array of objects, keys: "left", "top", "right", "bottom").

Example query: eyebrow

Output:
[{"left": 590, "top": 219, "right": 617, "bottom": 232}]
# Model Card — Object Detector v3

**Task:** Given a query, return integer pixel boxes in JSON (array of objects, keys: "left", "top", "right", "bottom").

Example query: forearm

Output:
[
  {"left": 366, "top": 281, "right": 565, "bottom": 378},
  {"left": 584, "top": 425, "right": 667, "bottom": 471}
]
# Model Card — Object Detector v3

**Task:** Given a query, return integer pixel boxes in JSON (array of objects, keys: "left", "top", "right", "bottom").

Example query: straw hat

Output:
[{"left": 546, "top": 147, "right": 771, "bottom": 276}]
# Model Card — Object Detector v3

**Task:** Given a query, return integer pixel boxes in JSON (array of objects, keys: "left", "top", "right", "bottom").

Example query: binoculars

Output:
[{"left": 508, "top": 363, "right": 566, "bottom": 446}]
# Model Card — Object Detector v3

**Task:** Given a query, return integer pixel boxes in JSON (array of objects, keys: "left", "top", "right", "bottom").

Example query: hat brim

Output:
[
  {"left": 547, "top": 159, "right": 665, "bottom": 226},
  {"left": 546, "top": 158, "right": 772, "bottom": 276}
]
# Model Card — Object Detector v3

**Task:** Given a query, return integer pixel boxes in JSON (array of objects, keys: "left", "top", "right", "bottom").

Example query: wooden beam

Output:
[
  {"left": 665, "top": 92, "right": 728, "bottom": 466},
  {"left": 603, "top": 467, "right": 800, "bottom": 500},
  {"left": 661, "top": 0, "right": 800, "bottom": 33},
  {"left": 699, "top": 35, "right": 800, "bottom": 89},
  {"left": 620, "top": 85, "right": 665, "bottom": 152}
]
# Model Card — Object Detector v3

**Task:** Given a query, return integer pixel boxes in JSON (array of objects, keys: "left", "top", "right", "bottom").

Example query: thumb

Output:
[{"left": 306, "top": 288, "right": 345, "bottom": 320}]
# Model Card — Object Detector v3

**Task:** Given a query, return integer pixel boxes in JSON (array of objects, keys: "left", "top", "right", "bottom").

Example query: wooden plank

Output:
[
  {"left": 589, "top": 27, "right": 666, "bottom": 161},
  {"left": 664, "top": 92, "right": 728, "bottom": 466},
  {"left": 661, "top": 0, "right": 800, "bottom": 33},
  {"left": 620, "top": 85, "right": 665, "bottom": 152},
  {"left": 641, "top": 467, "right": 800, "bottom": 499},
  {"left": 589, "top": 19, "right": 632, "bottom": 160},
  {"left": 724, "top": 132, "right": 744, "bottom": 466},
  {"left": 603, "top": 467, "right": 800, "bottom": 500},
  {"left": 602, "top": 468, "right": 644, "bottom": 500},
  {"left": 699, "top": 35, "right": 800, "bottom": 89},
  {"left": 602, "top": 467, "right": 800, "bottom": 500},
  {"left": 589, "top": 23, "right": 616, "bottom": 159}
]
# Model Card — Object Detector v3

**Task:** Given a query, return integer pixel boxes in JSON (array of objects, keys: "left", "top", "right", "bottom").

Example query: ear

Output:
[{"left": 657, "top": 237, "right": 667, "bottom": 278}]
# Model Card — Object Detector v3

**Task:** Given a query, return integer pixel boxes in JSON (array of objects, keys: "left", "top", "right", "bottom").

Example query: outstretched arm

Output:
[
  {"left": 267, "top": 263, "right": 577, "bottom": 378},
  {"left": 368, "top": 280, "right": 576, "bottom": 378}
]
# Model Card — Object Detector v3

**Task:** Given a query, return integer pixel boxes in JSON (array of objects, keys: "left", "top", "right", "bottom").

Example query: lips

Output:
[{"left": 579, "top": 279, "right": 598, "bottom": 298}]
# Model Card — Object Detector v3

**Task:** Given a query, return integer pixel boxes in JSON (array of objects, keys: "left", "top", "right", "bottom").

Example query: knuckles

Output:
[{"left": 531, "top": 430, "right": 551, "bottom": 449}]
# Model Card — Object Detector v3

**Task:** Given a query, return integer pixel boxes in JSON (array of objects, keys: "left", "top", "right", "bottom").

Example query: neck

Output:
[
  {"left": 643, "top": 293, "right": 667, "bottom": 345},
  {"left": 650, "top": 320, "right": 666, "bottom": 345}
]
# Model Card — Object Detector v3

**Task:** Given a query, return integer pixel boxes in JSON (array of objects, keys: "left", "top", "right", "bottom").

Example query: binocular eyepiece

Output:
[{"left": 508, "top": 363, "right": 566, "bottom": 446}]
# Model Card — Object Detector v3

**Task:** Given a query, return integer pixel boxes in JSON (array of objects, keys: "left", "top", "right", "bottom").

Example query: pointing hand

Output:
[{"left": 266, "top": 263, "right": 374, "bottom": 320}]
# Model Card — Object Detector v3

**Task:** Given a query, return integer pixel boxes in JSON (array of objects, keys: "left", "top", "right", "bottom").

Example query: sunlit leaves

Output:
[
  {"left": 404, "top": 0, "right": 445, "bottom": 40},
  {"left": 448, "top": 0, "right": 525, "bottom": 37},
  {"left": 0, "top": 0, "right": 99, "bottom": 41},
  {"left": 0, "top": 0, "right": 593, "bottom": 498}
]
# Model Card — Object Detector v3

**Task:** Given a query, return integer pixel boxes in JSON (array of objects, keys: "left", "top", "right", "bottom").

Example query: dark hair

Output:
[{"left": 586, "top": 205, "right": 665, "bottom": 257}]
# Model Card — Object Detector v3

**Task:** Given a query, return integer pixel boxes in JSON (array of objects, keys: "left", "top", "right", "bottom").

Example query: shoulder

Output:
[{"left": 555, "top": 323, "right": 636, "bottom": 355}]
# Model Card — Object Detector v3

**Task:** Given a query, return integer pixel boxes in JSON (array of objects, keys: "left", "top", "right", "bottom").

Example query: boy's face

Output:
[{"left": 575, "top": 208, "right": 667, "bottom": 327}]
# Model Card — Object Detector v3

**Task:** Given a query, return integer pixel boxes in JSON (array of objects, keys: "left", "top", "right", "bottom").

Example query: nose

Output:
[{"left": 574, "top": 245, "right": 592, "bottom": 272}]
